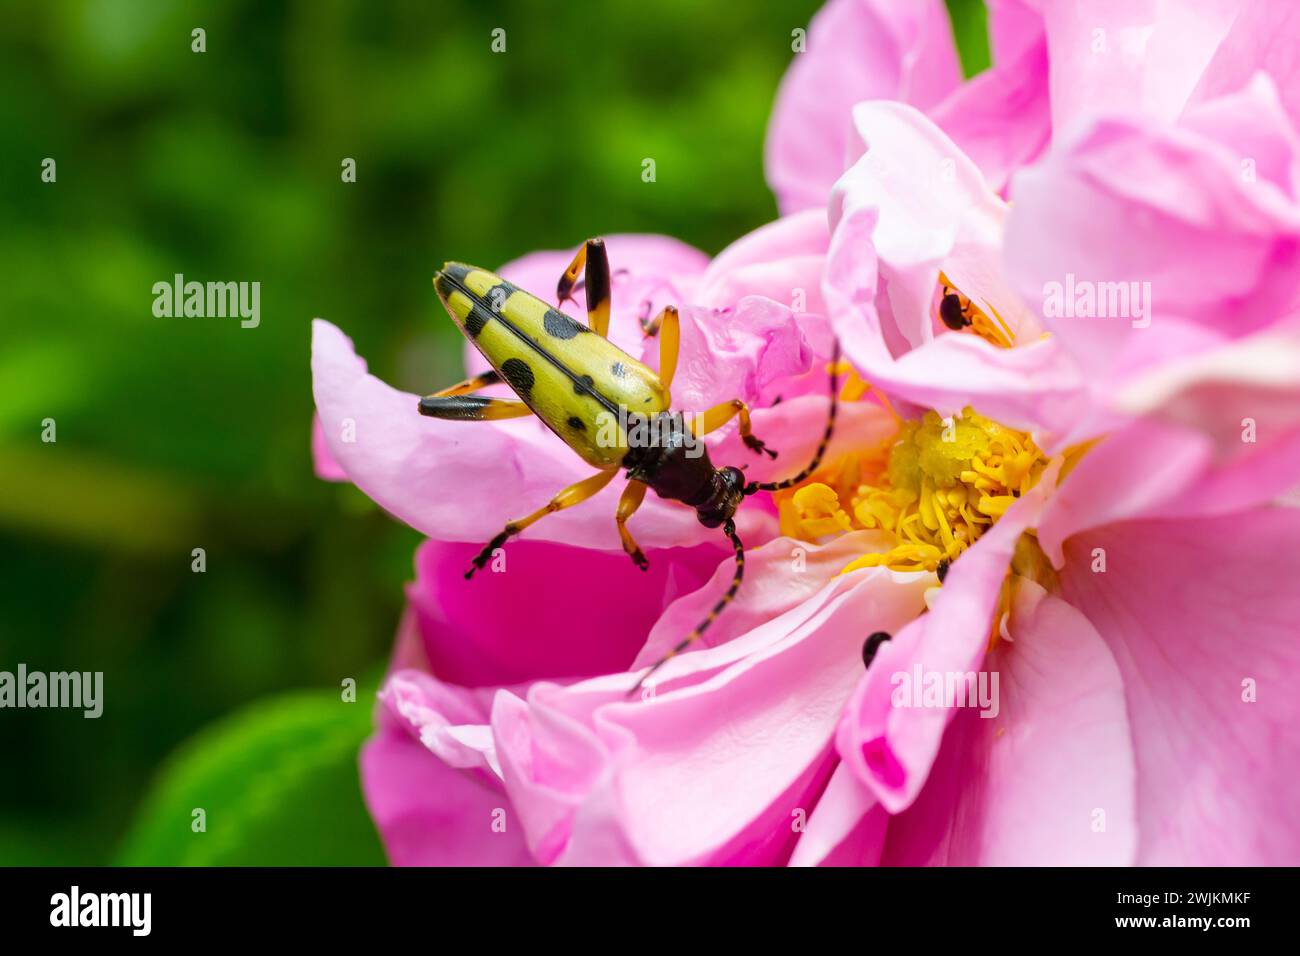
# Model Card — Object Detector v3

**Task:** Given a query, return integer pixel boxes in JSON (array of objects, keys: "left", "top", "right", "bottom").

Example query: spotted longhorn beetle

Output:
[{"left": 419, "top": 238, "right": 840, "bottom": 694}]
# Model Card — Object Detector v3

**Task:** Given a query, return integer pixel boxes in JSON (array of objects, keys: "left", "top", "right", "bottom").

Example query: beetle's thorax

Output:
[{"left": 623, "top": 412, "right": 745, "bottom": 528}]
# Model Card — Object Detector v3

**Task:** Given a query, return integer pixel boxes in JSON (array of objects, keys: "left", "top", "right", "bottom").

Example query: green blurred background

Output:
[{"left": 0, "top": 0, "right": 987, "bottom": 865}]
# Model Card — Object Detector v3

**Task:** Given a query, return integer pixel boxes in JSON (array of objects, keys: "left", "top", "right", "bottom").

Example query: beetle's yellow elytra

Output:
[
  {"left": 434, "top": 262, "right": 669, "bottom": 469},
  {"left": 419, "top": 240, "right": 842, "bottom": 698}
]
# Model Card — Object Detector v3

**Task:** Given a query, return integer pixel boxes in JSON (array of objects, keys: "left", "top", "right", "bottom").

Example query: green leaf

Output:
[
  {"left": 115, "top": 685, "right": 387, "bottom": 866},
  {"left": 946, "top": 0, "right": 992, "bottom": 78}
]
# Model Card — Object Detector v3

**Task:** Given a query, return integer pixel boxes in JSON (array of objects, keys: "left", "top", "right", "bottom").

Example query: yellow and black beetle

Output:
[{"left": 419, "top": 238, "right": 840, "bottom": 692}]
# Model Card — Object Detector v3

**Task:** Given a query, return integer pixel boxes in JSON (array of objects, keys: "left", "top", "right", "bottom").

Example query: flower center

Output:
[{"left": 778, "top": 403, "right": 1050, "bottom": 577}]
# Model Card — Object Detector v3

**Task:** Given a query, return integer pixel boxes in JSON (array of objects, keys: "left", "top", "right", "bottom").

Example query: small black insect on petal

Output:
[
  {"left": 939, "top": 292, "right": 970, "bottom": 331},
  {"left": 936, "top": 558, "right": 950, "bottom": 583},
  {"left": 862, "top": 631, "right": 893, "bottom": 670}
]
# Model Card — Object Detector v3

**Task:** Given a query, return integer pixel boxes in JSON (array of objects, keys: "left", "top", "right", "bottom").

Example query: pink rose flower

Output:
[{"left": 313, "top": 0, "right": 1300, "bottom": 865}]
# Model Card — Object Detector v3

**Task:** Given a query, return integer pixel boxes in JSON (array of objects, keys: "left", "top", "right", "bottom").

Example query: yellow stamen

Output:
[{"left": 780, "top": 406, "right": 1052, "bottom": 580}]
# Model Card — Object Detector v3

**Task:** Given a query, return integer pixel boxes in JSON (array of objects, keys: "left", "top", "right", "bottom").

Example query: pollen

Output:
[{"left": 778, "top": 407, "right": 1050, "bottom": 579}]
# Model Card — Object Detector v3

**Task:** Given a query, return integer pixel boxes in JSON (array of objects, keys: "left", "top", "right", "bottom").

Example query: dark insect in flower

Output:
[
  {"left": 862, "top": 630, "right": 893, "bottom": 669},
  {"left": 939, "top": 291, "right": 972, "bottom": 331}
]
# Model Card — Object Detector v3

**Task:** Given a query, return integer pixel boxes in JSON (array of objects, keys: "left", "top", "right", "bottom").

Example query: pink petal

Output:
[
  {"left": 406, "top": 538, "right": 719, "bottom": 687},
  {"left": 310, "top": 318, "right": 776, "bottom": 550},
  {"left": 788, "top": 761, "right": 888, "bottom": 867},
  {"left": 379, "top": 666, "right": 500, "bottom": 773},
  {"left": 1116, "top": 322, "right": 1300, "bottom": 493},
  {"left": 695, "top": 210, "right": 832, "bottom": 354},
  {"left": 633, "top": 528, "right": 900, "bottom": 671},
  {"left": 1042, "top": 0, "right": 1241, "bottom": 129},
  {"left": 490, "top": 536, "right": 933, "bottom": 865},
  {"left": 666, "top": 298, "right": 817, "bottom": 412},
  {"left": 881, "top": 581, "right": 1137, "bottom": 865},
  {"left": 361, "top": 682, "right": 535, "bottom": 866},
  {"left": 310, "top": 413, "right": 347, "bottom": 482},
  {"left": 765, "top": 0, "right": 961, "bottom": 215},
  {"left": 824, "top": 104, "right": 1088, "bottom": 443},
  {"left": 1189, "top": 1, "right": 1300, "bottom": 132},
  {"left": 836, "top": 460, "right": 1061, "bottom": 812},
  {"left": 1061, "top": 509, "right": 1300, "bottom": 864},
  {"left": 930, "top": 13, "right": 1051, "bottom": 195},
  {"left": 1004, "top": 77, "right": 1300, "bottom": 393},
  {"left": 987, "top": 0, "right": 1045, "bottom": 65},
  {"left": 1038, "top": 414, "right": 1300, "bottom": 565}
]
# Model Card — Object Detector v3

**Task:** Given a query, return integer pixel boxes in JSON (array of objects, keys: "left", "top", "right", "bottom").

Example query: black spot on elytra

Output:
[
  {"left": 500, "top": 358, "right": 535, "bottom": 395},
  {"left": 544, "top": 309, "right": 588, "bottom": 339},
  {"left": 463, "top": 305, "right": 489, "bottom": 338},
  {"left": 610, "top": 362, "right": 626, "bottom": 377},
  {"left": 574, "top": 374, "right": 595, "bottom": 396},
  {"left": 567, "top": 416, "right": 586, "bottom": 431}
]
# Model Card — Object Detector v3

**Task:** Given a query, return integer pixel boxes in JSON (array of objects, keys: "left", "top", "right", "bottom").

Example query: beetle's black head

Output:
[{"left": 695, "top": 466, "right": 747, "bottom": 528}]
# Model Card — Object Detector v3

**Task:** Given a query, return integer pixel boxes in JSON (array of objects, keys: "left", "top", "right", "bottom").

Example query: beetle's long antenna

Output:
[
  {"left": 626, "top": 519, "right": 746, "bottom": 699},
  {"left": 743, "top": 340, "right": 841, "bottom": 495}
]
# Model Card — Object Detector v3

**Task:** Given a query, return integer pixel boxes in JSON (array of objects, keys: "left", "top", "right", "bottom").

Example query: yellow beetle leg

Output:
[
  {"left": 616, "top": 479, "right": 649, "bottom": 571},
  {"left": 690, "top": 398, "right": 776, "bottom": 459},
  {"left": 426, "top": 369, "right": 501, "bottom": 398},
  {"left": 466, "top": 469, "right": 618, "bottom": 577},
  {"left": 417, "top": 395, "right": 533, "bottom": 421},
  {"left": 645, "top": 305, "right": 680, "bottom": 391},
  {"left": 556, "top": 237, "right": 611, "bottom": 337},
  {"left": 556, "top": 241, "right": 587, "bottom": 304}
]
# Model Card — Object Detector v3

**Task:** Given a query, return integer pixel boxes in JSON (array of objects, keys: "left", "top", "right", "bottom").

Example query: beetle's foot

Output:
[
  {"left": 744, "top": 435, "right": 778, "bottom": 459},
  {"left": 465, "top": 531, "right": 509, "bottom": 579}
]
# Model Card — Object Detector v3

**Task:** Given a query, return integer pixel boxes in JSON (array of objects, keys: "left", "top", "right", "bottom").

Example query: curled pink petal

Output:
[
  {"left": 766, "top": 0, "right": 961, "bottom": 214},
  {"left": 881, "top": 581, "right": 1137, "bottom": 865},
  {"left": 835, "top": 459, "right": 1060, "bottom": 812}
]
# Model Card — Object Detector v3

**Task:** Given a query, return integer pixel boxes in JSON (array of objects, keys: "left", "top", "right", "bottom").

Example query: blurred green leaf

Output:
[
  {"left": 116, "top": 685, "right": 386, "bottom": 866},
  {"left": 947, "top": 0, "right": 992, "bottom": 78}
]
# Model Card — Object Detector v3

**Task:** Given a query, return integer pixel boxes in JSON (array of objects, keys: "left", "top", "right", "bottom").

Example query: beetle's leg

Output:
[
  {"left": 556, "top": 237, "right": 611, "bottom": 337},
  {"left": 425, "top": 369, "right": 501, "bottom": 398},
  {"left": 690, "top": 398, "right": 776, "bottom": 458},
  {"left": 466, "top": 469, "right": 618, "bottom": 578},
  {"left": 616, "top": 479, "right": 649, "bottom": 571},
  {"left": 644, "top": 305, "right": 680, "bottom": 391},
  {"left": 418, "top": 394, "right": 533, "bottom": 421}
]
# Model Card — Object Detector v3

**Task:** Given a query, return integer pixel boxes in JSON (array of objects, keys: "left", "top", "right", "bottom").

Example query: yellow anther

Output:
[
  {"left": 791, "top": 482, "right": 853, "bottom": 538},
  {"left": 770, "top": 368, "right": 1053, "bottom": 583}
]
